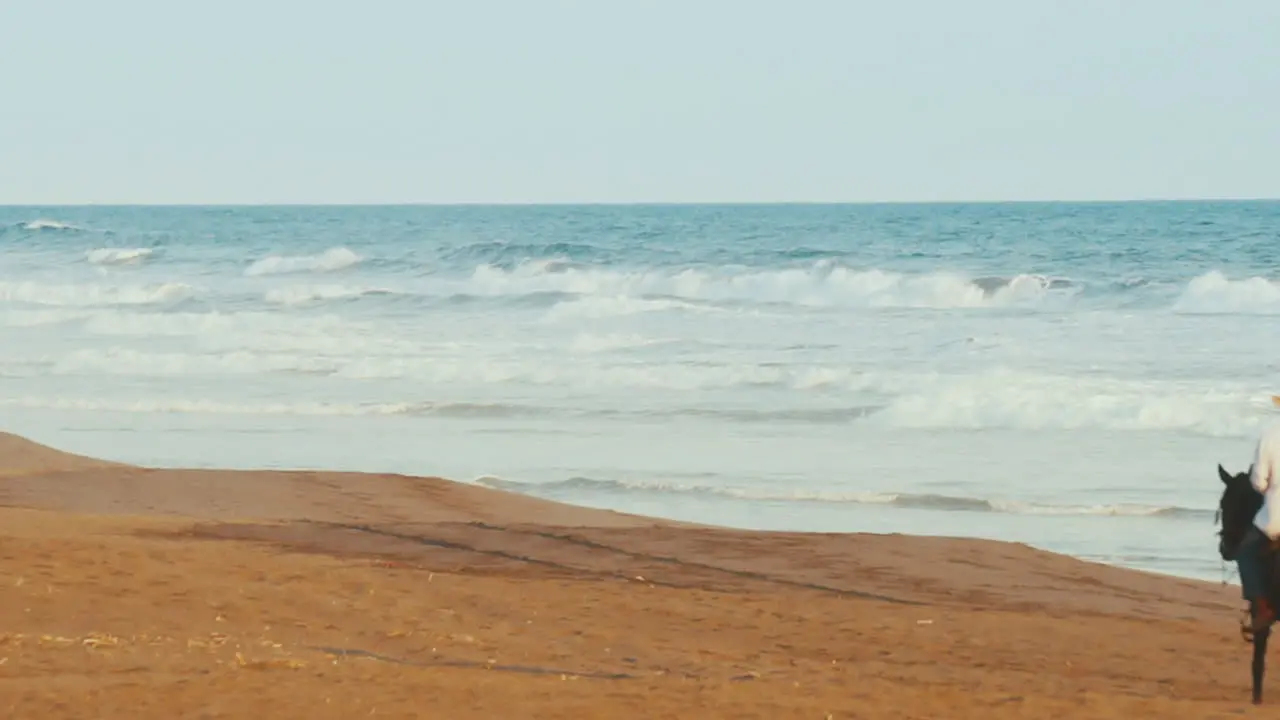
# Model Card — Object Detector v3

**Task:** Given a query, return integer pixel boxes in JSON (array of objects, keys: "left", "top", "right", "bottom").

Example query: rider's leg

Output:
[{"left": 1238, "top": 526, "right": 1274, "bottom": 629}]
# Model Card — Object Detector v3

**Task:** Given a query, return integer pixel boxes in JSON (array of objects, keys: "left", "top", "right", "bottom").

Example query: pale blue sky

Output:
[{"left": 3, "top": 0, "right": 1278, "bottom": 204}]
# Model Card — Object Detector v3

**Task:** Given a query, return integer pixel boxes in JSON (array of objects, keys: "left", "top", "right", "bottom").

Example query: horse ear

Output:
[{"left": 1219, "top": 464, "right": 1233, "bottom": 484}]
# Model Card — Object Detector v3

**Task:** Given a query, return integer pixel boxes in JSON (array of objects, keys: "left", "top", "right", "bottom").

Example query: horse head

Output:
[{"left": 1220, "top": 463, "right": 1262, "bottom": 561}]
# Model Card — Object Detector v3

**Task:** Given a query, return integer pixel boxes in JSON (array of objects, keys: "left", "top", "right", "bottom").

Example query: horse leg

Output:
[
  {"left": 1258, "top": 549, "right": 1280, "bottom": 704},
  {"left": 1254, "top": 626, "right": 1270, "bottom": 704}
]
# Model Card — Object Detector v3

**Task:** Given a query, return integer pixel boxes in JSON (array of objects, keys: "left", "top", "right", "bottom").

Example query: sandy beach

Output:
[{"left": 0, "top": 431, "right": 1260, "bottom": 718}]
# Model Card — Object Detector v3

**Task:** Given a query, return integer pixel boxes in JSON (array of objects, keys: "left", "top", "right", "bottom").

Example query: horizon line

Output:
[{"left": 2, "top": 196, "right": 1279, "bottom": 208}]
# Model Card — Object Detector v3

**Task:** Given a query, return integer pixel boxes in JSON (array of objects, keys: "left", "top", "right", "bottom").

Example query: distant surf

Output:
[{"left": 17, "top": 219, "right": 82, "bottom": 232}]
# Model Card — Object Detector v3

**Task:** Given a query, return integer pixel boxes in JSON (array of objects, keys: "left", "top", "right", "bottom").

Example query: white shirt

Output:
[{"left": 1253, "top": 422, "right": 1280, "bottom": 537}]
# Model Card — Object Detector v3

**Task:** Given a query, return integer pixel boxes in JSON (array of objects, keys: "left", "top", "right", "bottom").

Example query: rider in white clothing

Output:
[
  {"left": 1251, "top": 423, "right": 1280, "bottom": 536},
  {"left": 1238, "top": 423, "right": 1280, "bottom": 630}
]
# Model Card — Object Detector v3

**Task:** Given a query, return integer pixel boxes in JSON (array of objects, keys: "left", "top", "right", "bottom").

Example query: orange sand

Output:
[{"left": 0, "top": 432, "right": 1261, "bottom": 718}]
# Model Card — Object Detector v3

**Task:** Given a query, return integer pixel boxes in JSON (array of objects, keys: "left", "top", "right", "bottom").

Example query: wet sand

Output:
[{"left": 0, "top": 432, "right": 1260, "bottom": 718}]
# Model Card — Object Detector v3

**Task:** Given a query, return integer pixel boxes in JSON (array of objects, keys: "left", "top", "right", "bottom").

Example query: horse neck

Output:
[
  {"left": 1232, "top": 490, "right": 1265, "bottom": 536},
  {"left": 1246, "top": 488, "right": 1265, "bottom": 518}
]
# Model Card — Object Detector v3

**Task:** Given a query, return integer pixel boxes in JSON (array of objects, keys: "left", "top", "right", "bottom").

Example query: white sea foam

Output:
[
  {"left": 869, "top": 369, "right": 1268, "bottom": 437},
  {"left": 17, "top": 337, "right": 1272, "bottom": 437},
  {"left": 0, "top": 308, "right": 89, "bottom": 328},
  {"left": 86, "top": 247, "right": 155, "bottom": 265},
  {"left": 1173, "top": 270, "right": 1280, "bottom": 315},
  {"left": 42, "top": 310, "right": 436, "bottom": 356},
  {"left": 0, "top": 394, "right": 542, "bottom": 420},
  {"left": 52, "top": 347, "right": 342, "bottom": 377},
  {"left": 264, "top": 284, "right": 388, "bottom": 305},
  {"left": 543, "top": 294, "right": 719, "bottom": 320},
  {"left": 568, "top": 332, "right": 670, "bottom": 353},
  {"left": 0, "top": 395, "right": 412, "bottom": 417},
  {"left": 79, "top": 309, "right": 352, "bottom": 338},
  {"left": 245, "top": 247, "right": 362, "bottom": 276},
  {"left": 0, "top": 281, "right": 194, "bottom": 307}
]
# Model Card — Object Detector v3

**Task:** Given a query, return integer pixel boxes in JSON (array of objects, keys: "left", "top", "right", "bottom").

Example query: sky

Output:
[{"left": 2, "top": 0, "right": 1278, "bottom": 204}]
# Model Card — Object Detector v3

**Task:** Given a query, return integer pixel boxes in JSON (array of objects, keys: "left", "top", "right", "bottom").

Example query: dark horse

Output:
[{"left": 1217, "top": 463, "right": 1280, "bottom": 704}]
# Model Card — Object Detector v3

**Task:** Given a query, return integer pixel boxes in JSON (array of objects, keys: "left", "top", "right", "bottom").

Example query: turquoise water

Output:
[{"left": 2, "top": 202, "right": 1278, "bottom": 581}]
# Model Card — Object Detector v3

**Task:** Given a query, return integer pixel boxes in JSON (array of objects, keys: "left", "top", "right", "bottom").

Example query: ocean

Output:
[{"left": 2, "top": 202, "right": 1277, "bottom": 582}]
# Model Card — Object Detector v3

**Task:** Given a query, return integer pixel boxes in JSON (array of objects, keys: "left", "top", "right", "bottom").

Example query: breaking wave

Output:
[
  {"left": 17, "top": 219, "right": 82, "bottom": 232},
  {"left": 463, "top": 260, "right": 1078, "bottom": 310},
  {"left": 245, "top": 247, "right": 362, "bottom": 276},
  {"left": 474, "top": 475, "right": 1212, "bottom": 520},
  {"left": 1173, "top": 270, "right": 1280, "bottom": 315},
  {"left": 3, "top": 257, "right": 1275, "bottom": 318},
  {"left": 86, "top": 247, "right": 155, "bottom": 265}
]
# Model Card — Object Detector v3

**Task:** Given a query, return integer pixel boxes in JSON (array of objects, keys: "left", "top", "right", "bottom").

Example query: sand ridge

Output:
[{"left": 0, "top": 432, "right": 1260, "bottom": 718}]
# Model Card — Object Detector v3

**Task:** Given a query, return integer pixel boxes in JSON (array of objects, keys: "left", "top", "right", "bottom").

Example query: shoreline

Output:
[
  {"left": 7, "top": 425, "right": 1228, "bottom": 584},
  {"left": 4, "top": 428, "right": 1225, "bottom": 583},
  {"left": 0, "top": 430, "right": 1261, "bottom": 717}
]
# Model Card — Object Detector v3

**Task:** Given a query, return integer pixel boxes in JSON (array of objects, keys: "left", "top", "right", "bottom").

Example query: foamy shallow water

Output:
[{"left": 2, "top": 203, "right": 1278, "bottom": 583}]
